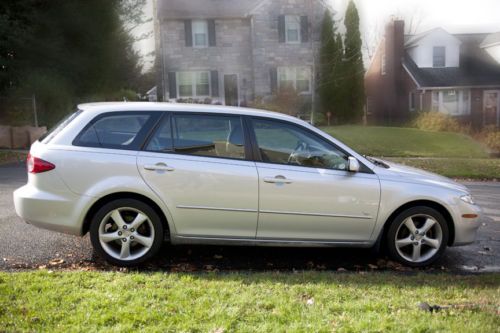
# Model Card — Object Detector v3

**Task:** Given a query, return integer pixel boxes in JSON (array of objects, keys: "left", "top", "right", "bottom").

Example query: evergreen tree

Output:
[
  {"left": 343, "top": 0, "right": 364, "bottom": 123},
  {"left": 318, "top": 10, "right": 344, "bottom": 124},
  {"left": 0, "top": 0, "right": 144, "bottom": 125}
]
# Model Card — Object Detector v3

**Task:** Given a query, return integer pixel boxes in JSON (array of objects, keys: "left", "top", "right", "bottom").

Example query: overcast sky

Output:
[{"left": 135, "top": 0, "right": 500, "bottom": 71}]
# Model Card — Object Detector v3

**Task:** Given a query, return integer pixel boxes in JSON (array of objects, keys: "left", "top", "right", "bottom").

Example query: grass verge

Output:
[
  {"left": 322, "top": 126, "right": 490, "bottom": 158},
  {"left": 1, "top": 271, "right": 499, "bottom": 332},
  {"left": 387, "top": 158, "right": 500, "bottom": 180}
]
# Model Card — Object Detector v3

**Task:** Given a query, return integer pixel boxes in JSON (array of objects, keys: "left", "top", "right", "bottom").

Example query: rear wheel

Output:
[
  {"left": 89, "top": 199, "right": 164, "bottom": 266},
  {"left": 386, "top": 206, "right": 449, "bottom": 267}
]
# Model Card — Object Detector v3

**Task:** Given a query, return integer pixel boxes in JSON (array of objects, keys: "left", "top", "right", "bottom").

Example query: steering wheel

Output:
[{"left": 288, "top": 141, "right": 311, "bottom": 165}]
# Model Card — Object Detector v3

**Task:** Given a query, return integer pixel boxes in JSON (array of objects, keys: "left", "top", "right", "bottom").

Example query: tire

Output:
[
  {"left": 386, "top": 206, "right": 449, "bottom": 267},
  {"left": 89, "top": 198, "right": 164, "bottom": 266}
]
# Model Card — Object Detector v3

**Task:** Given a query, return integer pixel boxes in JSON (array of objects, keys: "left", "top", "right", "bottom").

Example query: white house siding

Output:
[{"left": 407, "top": 29, "right": 461, "bottom": 68}]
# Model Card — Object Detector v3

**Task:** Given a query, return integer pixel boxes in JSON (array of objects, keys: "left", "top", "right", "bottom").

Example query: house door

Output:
[
  {"left": 483, "top": 90, "right": 500, "bottom": 127},
  {"left": 224, "top": 74, "right": 239, "bottom": 106}
]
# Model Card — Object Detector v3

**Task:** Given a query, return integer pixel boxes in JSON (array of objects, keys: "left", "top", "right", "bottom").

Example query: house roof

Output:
[
  {"left": 157, "top": 0, "right": 333, "bottom": 20},
  {"left": 404, "top": 28, "right": 462, "bottom": 48},
  {"left": 403, "top": 33, "right": 500, "bottom": 88},
  {"left": 157, "top": 0, "right": 265, "bottom": 19},
  {"left": 481, "top": 32, "right": 500, "bottom": 48}
]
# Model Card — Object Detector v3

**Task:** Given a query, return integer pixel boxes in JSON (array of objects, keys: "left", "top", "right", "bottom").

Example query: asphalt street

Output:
[{"left": 1, "top": 161, "right": 499, "bottom": 272}]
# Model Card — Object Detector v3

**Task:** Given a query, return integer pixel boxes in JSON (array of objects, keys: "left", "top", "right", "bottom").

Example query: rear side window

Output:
[
  {"left": 74, "top": 112, "right": 159, "bottom": 150},
  {"left": 146, "top": 113, "right": 246, "bottom": 160},
  {"left": 40, "top": 110, "right": 83, "bottom": 144}
]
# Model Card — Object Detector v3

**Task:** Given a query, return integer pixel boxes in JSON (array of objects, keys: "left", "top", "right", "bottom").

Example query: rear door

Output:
[{"left": 137, "top": 112, "right": 259, "bottom": 238}]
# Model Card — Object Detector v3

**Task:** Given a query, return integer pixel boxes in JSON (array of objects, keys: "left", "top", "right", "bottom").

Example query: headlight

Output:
[{"left": 460, "top": 194, "right": 475, "bottom": 205}]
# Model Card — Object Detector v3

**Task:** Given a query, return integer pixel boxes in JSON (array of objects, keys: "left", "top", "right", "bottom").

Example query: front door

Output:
[
  {"left": 250, "top": 118, "right": 380, "bottom": 242},
  {"left": 483, "top": 90, "right": 500, "bottom": 127},
  {"left": 224, "top": 74, "right": 239, "bottom": 106},
  {"left": 137, "top": 113, "right": 258, "bottom": 238}
]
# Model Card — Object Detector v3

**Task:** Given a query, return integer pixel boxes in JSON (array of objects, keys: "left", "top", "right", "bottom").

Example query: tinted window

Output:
[
  {"left": 75, "top": 113, "right": 155, "bottom": 150},
  {"left": 252, "top": 119, "right": 348, "bottom": 170},
  {"left": 170, "top": 114, "right": 245, "bottom": 160},
  {"left": 146, "top": 115, "right": 172, "bottom": 152}
]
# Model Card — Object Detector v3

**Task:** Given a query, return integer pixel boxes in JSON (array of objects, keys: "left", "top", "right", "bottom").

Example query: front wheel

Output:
[
  {"left": 386, "top": 206, "right": 449, "bottom": 267},
  {"left": 90, "top": 199, "right": 164, "bottom": 266}
]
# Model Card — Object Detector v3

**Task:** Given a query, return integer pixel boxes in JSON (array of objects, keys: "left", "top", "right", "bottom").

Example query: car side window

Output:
[
  {"left": 75, "top": 113, "right": 154, "bottom": 150},
  {"left": 169, "top": 114, "right": 245, "bottom": 160},
  {"left": 252, "top": 118, "right": 349, "bottom": 170},
  {"left": 145, "top": 115, "right": 173, "bottom": 152}
]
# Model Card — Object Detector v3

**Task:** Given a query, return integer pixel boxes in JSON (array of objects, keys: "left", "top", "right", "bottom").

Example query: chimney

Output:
[{"left": 384, "top": 20, "right": 405, "bottom": 121}]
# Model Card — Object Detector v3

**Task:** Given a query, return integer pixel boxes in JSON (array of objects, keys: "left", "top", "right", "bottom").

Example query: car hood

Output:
[{"left": 374, "top": 159, "right": 468, "bottom": 193}]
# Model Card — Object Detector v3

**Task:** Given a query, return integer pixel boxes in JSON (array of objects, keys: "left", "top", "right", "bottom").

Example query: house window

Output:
[
  {"left": 177, "top": 71, "right": 211, "bottom": 97},
  {"left": 431, "top": 90, "right": 471, "bottom": 115},
  {"left": 285, "top": 16, "right": 301, "bottom": 43},
  {"left": 192, "top": 20, "right": 208, "bottom": 47},
  {"left": 433, "top": 46, "right": 446, "bottom": 67},
  {"left": 409, "top": 92, "right": 416, "bottom": 111},
  {"left": 381, "top": 54, "right": 386, "bottom": 75},
  {"left": 278, "top": 66, "right": 311, "bottom": 94}
]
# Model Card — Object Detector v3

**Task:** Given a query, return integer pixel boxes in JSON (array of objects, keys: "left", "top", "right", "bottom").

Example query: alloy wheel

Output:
[
  {"left": 98, "top": 207, "right": 155, "bottom": 261},
  {"left": 394, "top": 214, "right": 443, "bottom": 263}
]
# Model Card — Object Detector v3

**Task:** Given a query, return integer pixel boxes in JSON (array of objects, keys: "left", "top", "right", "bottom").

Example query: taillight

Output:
[{"left": 27, "top": 153, "right": 55, "bottom": 174}]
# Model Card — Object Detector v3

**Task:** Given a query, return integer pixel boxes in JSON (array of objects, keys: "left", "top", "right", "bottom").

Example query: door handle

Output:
[
  {"left": 263, "top": 176, "right": 293, "bottom": 184},
  {"left": 143, "top": 164, "right": 175, "bottom": 172}
]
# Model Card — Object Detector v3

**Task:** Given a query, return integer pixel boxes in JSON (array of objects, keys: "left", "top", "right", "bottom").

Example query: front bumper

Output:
[{"left": 451, "top": 200, "right": 482, "bottom": 246}]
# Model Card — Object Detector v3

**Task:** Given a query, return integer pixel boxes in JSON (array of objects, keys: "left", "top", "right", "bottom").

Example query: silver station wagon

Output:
[{"left": 14, "top": 102, "right": 481, "bottom": 266}]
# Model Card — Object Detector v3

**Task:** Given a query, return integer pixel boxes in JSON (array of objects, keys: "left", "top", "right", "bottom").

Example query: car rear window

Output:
[
  {"left": 40, "top": 110, "right": 83, "bottom": 144},
  {"left": 73, "top": 112, "right": 160, "bottom": 150}
]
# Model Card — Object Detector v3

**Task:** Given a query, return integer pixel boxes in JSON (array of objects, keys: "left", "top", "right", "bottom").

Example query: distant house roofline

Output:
[{"left": 157, "top": 0, "right": 335, "bottom": 20}]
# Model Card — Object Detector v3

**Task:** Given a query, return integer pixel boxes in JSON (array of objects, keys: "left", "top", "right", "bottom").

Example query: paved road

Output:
[{"left": 1, "top": 162, "right": 499, "bottom": 272}]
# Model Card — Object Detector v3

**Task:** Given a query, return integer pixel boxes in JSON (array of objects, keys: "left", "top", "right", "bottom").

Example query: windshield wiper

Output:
[{"left": 366, "top": 156, "right": 389, "bottom": 169}]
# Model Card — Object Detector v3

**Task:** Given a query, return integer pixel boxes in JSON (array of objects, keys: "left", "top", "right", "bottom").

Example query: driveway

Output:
[{"left": 1, "top": 162, "right": 499, "bottom": 272}]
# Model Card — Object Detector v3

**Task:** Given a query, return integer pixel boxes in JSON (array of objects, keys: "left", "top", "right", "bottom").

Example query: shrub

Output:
[
  {"left": 475, "top": 126, "right": 500, "bottom": 153},
  {"left": 413, "top": 111, "right": 464, "bottom": 132}
]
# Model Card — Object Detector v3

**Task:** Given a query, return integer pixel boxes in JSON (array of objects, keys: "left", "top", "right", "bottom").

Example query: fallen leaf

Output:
[
  {"left": 306, "top": 298, "right": 315, "bottom": 306},
  {"left": 48, "top": 259, "right": 64, "bottom": 266}
]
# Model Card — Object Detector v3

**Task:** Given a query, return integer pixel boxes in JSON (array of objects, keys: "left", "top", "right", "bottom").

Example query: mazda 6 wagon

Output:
[{"left": 14, "top": 102, "right": 482, "bottom": 266}]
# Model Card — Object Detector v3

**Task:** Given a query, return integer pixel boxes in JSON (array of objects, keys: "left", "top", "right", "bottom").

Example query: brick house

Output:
[
  {"left": 155, "top": 0, "right": 332, "bottom": 109},
  {"left": 365, "top": 20, "right": 500, "bottom": 128}
]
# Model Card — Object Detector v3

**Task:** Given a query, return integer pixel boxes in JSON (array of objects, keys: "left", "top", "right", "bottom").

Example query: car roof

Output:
[{"left": 77, "top": 102, "right": 305, "bottom": 124}]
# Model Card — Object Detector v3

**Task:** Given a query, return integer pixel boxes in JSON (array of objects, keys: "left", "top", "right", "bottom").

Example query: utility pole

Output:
[{"left": 32, "top": 94, "right": 38, "bottom": 127}]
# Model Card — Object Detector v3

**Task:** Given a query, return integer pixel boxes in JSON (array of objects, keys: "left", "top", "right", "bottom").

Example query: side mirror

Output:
[{"left": 348, "top": 157, "right": 360, "bottom": 172}]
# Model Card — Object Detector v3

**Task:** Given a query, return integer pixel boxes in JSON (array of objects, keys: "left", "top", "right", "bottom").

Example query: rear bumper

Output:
[{"left": 13, "top": 184, "right": 89, "bottom": 236}]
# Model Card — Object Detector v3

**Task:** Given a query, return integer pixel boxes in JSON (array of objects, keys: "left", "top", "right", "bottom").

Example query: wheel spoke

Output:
[
  {"left": 130, "top": 213, "right": 148, "bottom": 230},
  {"left": 396, "top": 236, "right": 413, "bottom": 248},
  {"left": 133, "top": 234, "right": 153, "bottom": 248},
  {"left": 100, "top": 231, "right": 121, "bottom": 243},
  {"left": 421, "top": 218, "right": 436, "bottom": 233},
  {"left": 423, "top": 236, "right": 440, "bottom": 249},
  {"left": 404, "top": 217, "right": 417, "bottom": 235},
  {"left": 412, "top": 243, "right": 421, "bottom": 261},
  {"left": 120, "top": 240, "right": 131, "bottom": 259},
  {"left": 111, "top": 209, "right": 126, "bottom": 228}
]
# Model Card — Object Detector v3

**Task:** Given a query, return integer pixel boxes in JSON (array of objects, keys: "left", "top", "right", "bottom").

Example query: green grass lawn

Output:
[
  {"left": 1, "top": 271, "right": 499, "bottom": 332},
  {"left": 321, "top": 126, "right": 490, "bottom": 158},
  {"left": 387, "top": 158, "right": 500, "bottom": 180}
]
